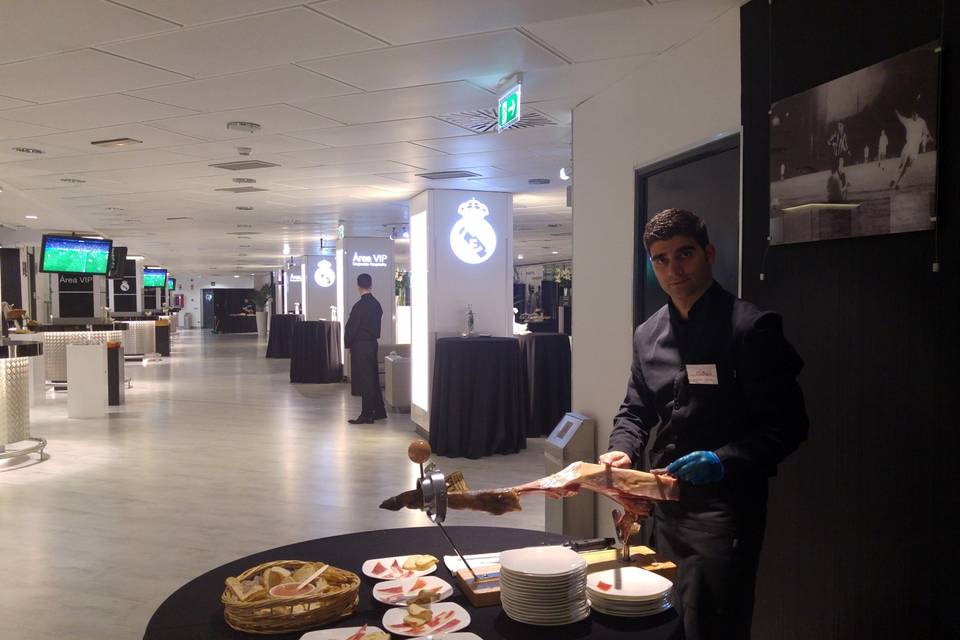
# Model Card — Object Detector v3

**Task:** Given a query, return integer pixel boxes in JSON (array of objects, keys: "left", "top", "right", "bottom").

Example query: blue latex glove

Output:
[{"left": 665, "top": 451, "right": 725, "bottom": 485}]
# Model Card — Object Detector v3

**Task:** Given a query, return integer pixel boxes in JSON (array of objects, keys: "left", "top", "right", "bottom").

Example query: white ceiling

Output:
[{"left": 0, "top": 0, "right": 738, "bottom": 274}]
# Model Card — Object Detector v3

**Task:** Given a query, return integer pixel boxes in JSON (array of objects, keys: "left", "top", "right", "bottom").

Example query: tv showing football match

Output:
[
  {"left": 40, "top": 235, "right": 113, "bottom": 275},
  {"left": 143, "top": 268, "right": 168, "bottom": 288},
  {"left": 167, "top": 278, "right": 176, "bottom": 291}
]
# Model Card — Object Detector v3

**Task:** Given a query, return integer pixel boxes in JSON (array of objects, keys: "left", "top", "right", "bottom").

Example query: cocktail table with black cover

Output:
[
  {"left": 429, "top": 336, "right": 527, "bottom": 459},
  {"left": 143, "top": 525, "right": 680, "bottom": 640},
  {"left": 517, "top": 332, "right": 572, "bottom": 436},
  {"left": 266, "top": 314, "right": 303, "bottom": 358},
  {"left": 290, "top": 320, "right": 343, "bottom": 383}
]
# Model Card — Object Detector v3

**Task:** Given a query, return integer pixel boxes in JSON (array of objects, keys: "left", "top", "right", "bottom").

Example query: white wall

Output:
[
  {"left": 179, "top": 274, "right": 254, "bottom": 328},
  {"left": 571, "top": 8, "right": 741, "bottom": 535}
]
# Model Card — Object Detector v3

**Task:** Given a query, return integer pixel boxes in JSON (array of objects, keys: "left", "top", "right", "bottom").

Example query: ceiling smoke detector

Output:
[
  {"left": 226, "top": 121, "right": 261, "bottom": 134},
  {"left": 237, "top": 146, "right": 252, "bottom": 156},
  {"left": 91, "top": 137, "right": 142, "bottom": 148}
]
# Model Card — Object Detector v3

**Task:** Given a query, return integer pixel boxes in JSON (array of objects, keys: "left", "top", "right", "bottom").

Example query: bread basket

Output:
[{"left": 221, "top": 560, "right": 360, "bottom": 634}]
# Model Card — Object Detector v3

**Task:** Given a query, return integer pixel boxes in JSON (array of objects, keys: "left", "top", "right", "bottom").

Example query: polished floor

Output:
[{"left": 0, "top": 330, "right": 546, "bottom": 640}]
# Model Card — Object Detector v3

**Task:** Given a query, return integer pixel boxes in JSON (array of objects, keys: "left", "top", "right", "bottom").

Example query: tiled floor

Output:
[{"left": 0, "top": 330, "right": 546, "bottom": 639}]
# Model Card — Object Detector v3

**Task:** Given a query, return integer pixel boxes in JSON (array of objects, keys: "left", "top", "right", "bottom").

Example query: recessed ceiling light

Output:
[
  {"left": 60, "top": 177, "right": 86, "bottom": 184},
  {"left": 90, "top": 137, "right": 142, "bottom": 148},
  {"left": 552, "top": 251, "right": 559, "bottom": 255},
  {"left": 128, "top": 255, "right": 145, "bottom": 260},
  {"left": 226, "top": 121, "right": 261, "bottom": 134},
  {"left": 232, "top": 177, "right": 256, "bottom": 184},
  {"left": 25, "top": 215, "right": 38, "bottom": 219},
  {"left": 517, "top": 254, "right": 524, "bottom": 260},
  {"left": 236, "top": 206, "right": 254, "bottom": 211},
  {"left": 233, "top": 274, "right": 240, "bottom": 278},
  {"left": 13, "top": 146, "right": 44, "bottom": 154}
]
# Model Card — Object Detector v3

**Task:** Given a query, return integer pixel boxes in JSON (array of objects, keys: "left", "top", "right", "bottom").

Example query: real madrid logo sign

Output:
[
  {"left": 313, "top": 259, "right": 336, "bottom": 288},
  {"left": 450, "top": 197, "right": 497, "bottom": 265}
]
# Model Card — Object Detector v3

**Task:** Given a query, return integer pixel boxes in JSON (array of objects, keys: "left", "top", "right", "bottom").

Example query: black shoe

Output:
[
  {"left": 348, "top": 416, "right": 375, "bottom": 424},
  {"left": 373, "top": 411, "right": 388, "bottom": 420}
]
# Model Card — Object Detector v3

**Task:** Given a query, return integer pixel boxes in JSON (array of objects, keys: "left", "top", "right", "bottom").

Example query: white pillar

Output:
[
  {"left": 408, "top": 190, "right": 513, "bottom": 431},
  {"left": 336, "top": 236, "right": 395, "bottom": 345},
  {"left": 66, "top": 343, "right": 107, "bottom": 419}
]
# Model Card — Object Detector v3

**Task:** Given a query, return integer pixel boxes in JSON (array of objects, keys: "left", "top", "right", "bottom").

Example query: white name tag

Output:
[{"left": 686, "top": 364, "right": 719, "bottom": 385}]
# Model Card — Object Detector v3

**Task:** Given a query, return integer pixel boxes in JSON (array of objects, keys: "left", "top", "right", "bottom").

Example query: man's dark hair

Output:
[
  {"left": 643, "top": 208, "right": 710, "bottom": 254},
  {"left": 357, "top": 273, "right": 372, "bottom": 289}
]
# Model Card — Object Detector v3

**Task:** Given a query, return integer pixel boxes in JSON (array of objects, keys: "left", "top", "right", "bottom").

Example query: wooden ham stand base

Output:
[{"left": 454, "top": 545, "right": 677, "bottom": 608}]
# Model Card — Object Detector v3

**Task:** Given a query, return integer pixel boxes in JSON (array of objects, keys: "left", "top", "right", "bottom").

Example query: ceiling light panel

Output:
[
  {"left": 0, "top": 94, "right": 194, "bottom": 130},
  {"left": 0, "top": 0, "right": 173, "bottom": 64},
  {"left": 25, "top": 124, "right": 202, "bottom": 154},
  {"left": 130, "top": 64, "right": 357, "bottom": 112},
  {"left": 0, "top": 49, "right": 186, "bottom": 103},
  {"left": 315, "top": 0, "right": 647, "bottom": 45},
  {"left": 289, "top": 117, "right": 471, "bottom": 148},
  {"left": 299, "top": 30, "right": 565, "bottom": 91},
  {"left": 101, "top": 7, "right": 384, "bottom": 78},
  {"left": 149, "top": 105, "right": 339, "bottom": 141},
  {"left": 293, "top": 81, "right": 494, "bottom": 125}
]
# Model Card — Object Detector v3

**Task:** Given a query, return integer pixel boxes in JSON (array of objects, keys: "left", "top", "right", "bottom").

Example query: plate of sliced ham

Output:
[
  {"left": 301, "top": 624, "right": 388, "bottom": 639},
  {"left": 362, "top": 555, "right": 438, "bottom": 581},
  {"left": 372, "top": 575, "right": 453, "bottom": 605},
  {"left": 382, "top": 602, "right": 470, "bottom": 637}
]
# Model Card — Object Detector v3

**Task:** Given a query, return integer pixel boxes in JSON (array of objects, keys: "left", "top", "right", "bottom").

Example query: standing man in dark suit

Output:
[{"left": 344, "top": 273, "right": 386, "bottom": 424}]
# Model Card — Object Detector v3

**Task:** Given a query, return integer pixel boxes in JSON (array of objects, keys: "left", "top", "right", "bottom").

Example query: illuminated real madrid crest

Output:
[
  {"left": 313, "top": 259, "right": 336, "bottom": 288},
  {"left": 450, "top": 197, "right": 497, "bottom": 265},
  {"left": 119, "top": 280, "right": 131, "bottom": 292}
]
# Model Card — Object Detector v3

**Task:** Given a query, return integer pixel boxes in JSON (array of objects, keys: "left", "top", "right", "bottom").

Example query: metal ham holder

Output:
[{"left": 406, "top": 440, "right": 480, "bottom": 583}]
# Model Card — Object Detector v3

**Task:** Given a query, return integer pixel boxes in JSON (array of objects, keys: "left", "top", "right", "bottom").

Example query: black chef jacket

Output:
[
  {"left": 609, "top": 281, "right": 808, "bottom": 534},
  {"left": 344, "top": 292, "right": 382, "bottom": 347}
]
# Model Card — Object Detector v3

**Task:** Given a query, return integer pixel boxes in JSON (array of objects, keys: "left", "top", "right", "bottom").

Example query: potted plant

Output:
[
  {"left": 554, "top": 265, "right": 572, "bottom": 298},
  {"left": 250, "top": 284, "right": 272, "bottom": 336}
]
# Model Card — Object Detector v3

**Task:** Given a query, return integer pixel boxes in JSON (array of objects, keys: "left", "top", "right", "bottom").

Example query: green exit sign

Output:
[{"left": 497, "top": 83, "right": 522, "bottom": 132}]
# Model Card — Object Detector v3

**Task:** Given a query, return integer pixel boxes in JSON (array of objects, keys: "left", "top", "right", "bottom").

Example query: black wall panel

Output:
[
  {"left": 741, "top": 1, "right": 957, "bottom": 637},
  {"left": 0, "top": 248, "right": 22, "bottom": 308}
]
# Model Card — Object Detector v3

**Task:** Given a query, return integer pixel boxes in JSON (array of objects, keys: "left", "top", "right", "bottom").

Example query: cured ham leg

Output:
[{"left": 379, "top": 461, "right": 679, "bottom": 517}]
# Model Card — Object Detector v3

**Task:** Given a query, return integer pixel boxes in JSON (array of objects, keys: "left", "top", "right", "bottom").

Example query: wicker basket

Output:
[{"left": 221, "top": 560, "right": 360, "bottom": 635}]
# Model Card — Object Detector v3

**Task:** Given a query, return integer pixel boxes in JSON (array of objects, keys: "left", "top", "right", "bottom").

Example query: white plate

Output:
[
  {"left": 589, "top": 597, "right": 673, "bottom": 618},
  {"left": 301, "top": 625, "right": 387, "bottom": 639},
  {"left": 502, "top": 603, "right": 591, "bottom": 626},
  {"left": 382, "top": 602, "right": 470, "bottom": 637},
  {"left": 362, "top": 555, "right": 438, "bottom": 581},
  {"left": 499, "top": 546, "right": 586, "bottom": 576},
  {"left": 586, "top": 566, "right": 673, "bottom": 600},
  {"left": 372, "top": 575, "right": 453, "bottom": 605}
]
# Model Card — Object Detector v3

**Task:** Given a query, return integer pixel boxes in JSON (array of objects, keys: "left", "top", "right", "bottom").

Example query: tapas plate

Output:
[
  {"left": 362, "top": 555, "right": 438, "bottom": 580},
  {"left": 372, "top": 575, "right": 453, "bottom": 605},
  {"left": 301, "top": 625, "right": 386, "bottom": 639},
  {"left": 382, "top": 602, "right": 470, "bottom": 637}
]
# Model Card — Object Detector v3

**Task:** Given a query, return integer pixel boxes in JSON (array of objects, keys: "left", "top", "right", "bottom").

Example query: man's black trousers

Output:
[{"left": 350, "top": 339, "right": 385, "bottom": 418}]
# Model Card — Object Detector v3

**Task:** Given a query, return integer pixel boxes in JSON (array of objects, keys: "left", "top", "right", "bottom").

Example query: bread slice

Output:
[
  {"left": 407, "top": 603, "right": 433, "bottom": 622},
  {"left": 291, "top": 563, "right": 318, "bottom": 583},
  {"left": 263, "top": 566, "right": 292, "bottom": 589}
]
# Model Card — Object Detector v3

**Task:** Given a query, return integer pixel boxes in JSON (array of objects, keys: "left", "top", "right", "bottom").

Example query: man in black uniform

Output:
[
  {"left": 344, "top": 273, "right": 387, "bottom": 424},
  {"left": 599, "top": 208, "right": 808, "bottom": 640}
]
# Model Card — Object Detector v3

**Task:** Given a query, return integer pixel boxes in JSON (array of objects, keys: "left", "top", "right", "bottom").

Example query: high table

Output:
[
  {"left": 144, "top": 526, "right": 680, "bottom": 640},
  {"left": 517, "top": 333, "right": 572, "bottom": 436},
  {"left": 290, "top": 320, "right": 343, "bottom": 383},
  {"left": 429, "top": 337, "right": 527, "bottom": 459},
  {"left": 221, "top": 314, "right": 258, "bottom": 334},
  {"left": 266, "top": 314, "right": 303, "bottom": 358}
]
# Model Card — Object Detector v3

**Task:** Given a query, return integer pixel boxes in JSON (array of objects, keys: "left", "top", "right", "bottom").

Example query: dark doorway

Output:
[
  {"left": 634, "top": 134, "right": 741, "bottom": 326},
  {"left": 201, "top": 290, "right": 215, "bottom": 329}
]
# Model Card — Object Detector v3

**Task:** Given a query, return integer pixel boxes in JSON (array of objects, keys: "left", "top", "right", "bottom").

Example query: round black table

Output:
[
  {"left": 266, "top": 314, "right": 303, "bottom": 358},
  {"left": 144, "top": 526, "right": 680, "bottom": 640},
  {"left": 517, "top": 333, "right": 572, "bottom": 436},
  {"left": 290, "top": 321, "right": 343, "bottom": 383},
  {"left": 429, "top": 337, "right": 527, "bottom": 459}
]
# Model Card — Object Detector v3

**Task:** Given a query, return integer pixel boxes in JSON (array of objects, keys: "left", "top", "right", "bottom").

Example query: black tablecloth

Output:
[
  {"left": 518, "top": 333, "right": 572, "bottom": 436},
  {"left": 290, "top": 320, "right": 342, "bottom": 383},
  {"left": 144, "top": 526, "right": 680, "bottom": 640},
  {"left": 266, "top": 314, "right": 302, "bottom": 358},
  {"left": 525, "top": 318, "right": 558, "bottom": 333},
  {"left": 221, "top": 315, "right": 258, "bottom": 334},
  {"left": 429, "top": 337, "right": 527, "bottom": 459}
]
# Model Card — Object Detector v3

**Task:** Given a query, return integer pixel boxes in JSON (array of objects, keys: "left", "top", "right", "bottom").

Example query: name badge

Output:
[{"left": 686, "top": 364, "right": 719, "bottom": 385}]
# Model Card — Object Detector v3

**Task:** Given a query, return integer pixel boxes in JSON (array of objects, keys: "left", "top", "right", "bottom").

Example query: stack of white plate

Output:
[
  {"left": 586, "top": 566, "right": 674, "bottom": 618},
  {"left": 499, "top": 546, "right": 589, "bottom": 626}
]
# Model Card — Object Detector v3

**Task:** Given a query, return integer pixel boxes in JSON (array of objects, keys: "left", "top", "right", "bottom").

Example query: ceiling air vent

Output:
[
  {"left": 436, "top": 107, "right": 557, "bottom": 134},
  {"left": 209, "top": 160, "right": 279, "bottom": 171},
  {"left": 166, "top": 216, "right": 192, "bottom": 221},
  {"left": 215, "top": 186, "right": 268, "bottom": 193},
  {"left": 416, "top": 170, "right": 481, "bottom": 180}
]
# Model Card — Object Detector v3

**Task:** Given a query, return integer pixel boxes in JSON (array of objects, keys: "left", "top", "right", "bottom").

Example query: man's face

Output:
[{"left": 647, "top": 235, "right": 715, "bottom": 301}]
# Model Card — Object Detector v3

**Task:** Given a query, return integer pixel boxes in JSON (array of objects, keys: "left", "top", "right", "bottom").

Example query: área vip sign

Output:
[
  {"left": 450, "top": 197, "right": 497, "bottom": 265},
  {"left": 351, "top": 252, "right": 389, "bottom": 268}
]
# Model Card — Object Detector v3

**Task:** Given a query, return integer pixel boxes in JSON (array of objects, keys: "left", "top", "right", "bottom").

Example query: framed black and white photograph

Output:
[{"left": 769, "top": 42, "right": 939, "bottom": 245}]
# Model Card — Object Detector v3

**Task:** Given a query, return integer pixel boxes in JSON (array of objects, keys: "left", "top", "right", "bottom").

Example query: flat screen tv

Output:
[
  {"left": 143, "top": 268, "right": 168, "bottom": 288},
  {"left": 40, "top": 234, "right": 113, "bottom": 275},
  {"left": 167, "top": 277, "right": 176, "bottom": 291}
]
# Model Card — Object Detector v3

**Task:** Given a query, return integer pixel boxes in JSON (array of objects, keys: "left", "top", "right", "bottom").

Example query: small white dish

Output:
[
  {"left": 586, "top": 566, "right": 673, "bottom": 601},
  {"left": 301, "top": 625, "right": 387, "bottom": 639},
  {"left": 372, "top": 575, "right": 453, "bottom": 605},
  {"left": 499, "top": 546, "right": 586, "bottom": 576},
  {"left": 382, "top": 602, "right": 470, "bottom": 637},
  {"left": 362, "top": 555, "right": 438, "bottom": 580}
]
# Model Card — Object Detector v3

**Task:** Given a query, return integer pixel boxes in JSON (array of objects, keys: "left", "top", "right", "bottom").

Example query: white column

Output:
[
  {"left": 303, "top": 254, "right": 338, "bottom": 320},
  {"left": 336, "top": 236, "right": 395, "bottom": 345},
  {"left": 66, "top": 343, "right": 107, "bottom": 418}
]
